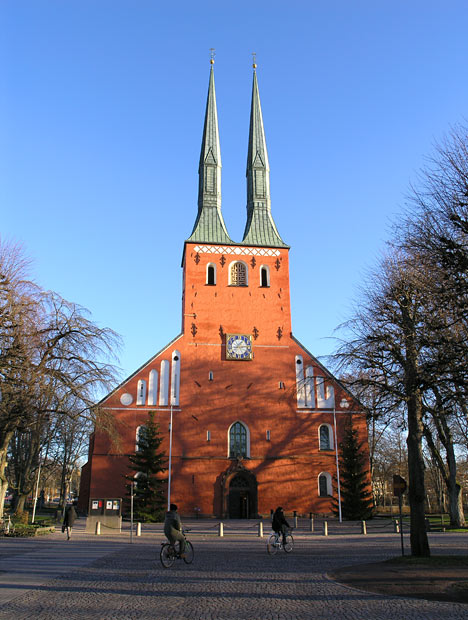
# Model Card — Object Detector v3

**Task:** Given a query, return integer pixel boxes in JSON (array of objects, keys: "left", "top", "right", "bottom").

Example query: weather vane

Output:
[
  {"left": 210, "top": 48, "right": 216, "bottom": 65},
  {"left": 252, "top": 52, "right": 257, "bottom": 69}
]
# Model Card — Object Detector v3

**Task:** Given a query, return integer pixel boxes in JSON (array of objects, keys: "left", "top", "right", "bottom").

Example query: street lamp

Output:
[
  {"left": 167, "top": 362, "right": 178, "bottom": 511},
  {"left": 334, "top": 398, "right": 349, "bottom": 523}
]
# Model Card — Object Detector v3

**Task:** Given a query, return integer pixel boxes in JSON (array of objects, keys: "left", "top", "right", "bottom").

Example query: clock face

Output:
[{"left": 226, "top": 334, "right": 253, "bottom": 360}]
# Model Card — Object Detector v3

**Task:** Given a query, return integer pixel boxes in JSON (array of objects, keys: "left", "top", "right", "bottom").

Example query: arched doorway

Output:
[
  {"left": 219, "top": 459, "right": 258, "bottom": 518},
  {"left": 228, "top": 472, "right": 257, "bottom": 519}
]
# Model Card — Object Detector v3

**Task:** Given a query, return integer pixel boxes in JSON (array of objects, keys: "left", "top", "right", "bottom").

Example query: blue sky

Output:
[{"left": 2, "top": 1, "right": 468, "bottom": 384}]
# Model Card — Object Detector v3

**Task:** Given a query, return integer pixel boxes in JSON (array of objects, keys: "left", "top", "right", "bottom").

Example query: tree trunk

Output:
[
  {"left": 0, "top": 430, "right": 14, "bottom": 519},
  {"left": 406, "top": 392, "right": 431, "bottom": 556},
  {"left": 14, "top": 493, "right": 27, "bottom": 514}
]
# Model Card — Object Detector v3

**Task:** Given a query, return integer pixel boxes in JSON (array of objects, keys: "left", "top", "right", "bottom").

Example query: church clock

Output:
[{"left": 226, "top": 334, "right": 253, "bottom": 360}]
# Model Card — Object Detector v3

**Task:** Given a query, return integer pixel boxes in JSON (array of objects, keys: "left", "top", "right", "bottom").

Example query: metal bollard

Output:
[
  {"left": 294, "top": 515, "right": 298, "bottom": 529},
  {"left": 95, "top": 521, "right": 101, "bottom": 535},
  {"left": 136, "top": 522, "right": 141, "bottom": 537},
  {"left": 258, "top": 521, "right": 263, "bottom": 537},
  {"left": 310, "top": 517, "right": 314, "bottom": 532},
  {"left": 323, "top": 521, "right": 328, "bottom": 536},
  {"left": 361, "top": 520, "right": 367, "bottom": 535},
  {"left": 394, "top": 520, "right": 400, "bottom": 533},
  {"left": 218, "top": 522, "right": 224, "bottom": 537}
]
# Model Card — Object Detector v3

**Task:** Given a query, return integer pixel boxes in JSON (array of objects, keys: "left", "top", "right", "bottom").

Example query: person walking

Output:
[
  {"left": 63, "top": 502, "right": 77, "bottom": 540},
  {"left": 164, "top": 503, "right": 186, "bottom": 557}
]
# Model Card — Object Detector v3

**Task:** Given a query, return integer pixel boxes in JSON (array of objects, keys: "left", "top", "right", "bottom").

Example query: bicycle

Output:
[
  {"left": 160, "top": 529, "right": 194, "bottom": 568},
  {"left": 267, "top": 529, "right": 294, "bottom": 555}
]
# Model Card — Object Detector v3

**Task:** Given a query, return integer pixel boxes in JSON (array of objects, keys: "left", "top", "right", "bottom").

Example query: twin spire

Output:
[{"left": 187, "top": 63, "right": 288, "bottom": 248}]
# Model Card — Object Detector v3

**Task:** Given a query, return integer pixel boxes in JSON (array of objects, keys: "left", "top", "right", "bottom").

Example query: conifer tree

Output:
[
  {"left": 126, "top": 412, "right": 167, "bottom": 522},
  {"left": 334, "top": 421, "right": 374, "bottom": 520}
]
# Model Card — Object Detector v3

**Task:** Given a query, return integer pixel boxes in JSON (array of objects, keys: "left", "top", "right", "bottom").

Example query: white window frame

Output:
[
  {"left": 228, "top": 261, "right": 248, "bottom": 286},
  {"left": 318, "top": 472, "right": 333, "bottom": 497},
  {"left": 318, "top": 423, "right": 334, "bottom": 450},
  {"left": 259, "top": 264, "right": 270, "bottom": 287},
  {"left": 206, "top": 262, "right": 217, "bottom": 285}
]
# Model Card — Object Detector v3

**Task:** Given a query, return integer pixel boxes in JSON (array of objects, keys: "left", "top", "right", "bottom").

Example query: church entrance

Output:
[{"left": 228, "top": 472, "right": 256, "bottom": 519}]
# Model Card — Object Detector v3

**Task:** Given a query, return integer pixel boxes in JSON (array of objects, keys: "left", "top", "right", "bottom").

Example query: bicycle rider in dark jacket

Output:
[
  {"left": 164, "top": 503, "right": 186, "bottom": 557},
  {"left": 272, "top": 506, "right": 290, "bottom": 544}
]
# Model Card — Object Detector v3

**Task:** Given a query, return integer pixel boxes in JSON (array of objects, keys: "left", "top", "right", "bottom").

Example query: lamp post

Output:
[
  {"left": 167, "top": 365, "right": 178, "bottom": 510},
  {"left": 167, "top": 403, "right": 173, "bottom": 510},
  {"left": 334, "top": 398, "right": 349, "bottom": 523},
  {"left": 31, "top": 454, "right": 42, "bottom": 524}
]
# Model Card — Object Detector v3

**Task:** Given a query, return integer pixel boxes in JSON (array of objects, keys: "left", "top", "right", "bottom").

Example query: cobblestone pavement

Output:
[{"left": 0, "top": 527, "right": 467, "bottom": 619}]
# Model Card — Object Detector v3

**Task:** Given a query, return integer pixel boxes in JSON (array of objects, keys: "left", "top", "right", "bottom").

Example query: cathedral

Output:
[{"left": 79, "top": 61, "right": 371, "bottom": 518}]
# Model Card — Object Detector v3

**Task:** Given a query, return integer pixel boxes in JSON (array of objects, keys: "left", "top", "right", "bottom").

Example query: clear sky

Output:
[{"left": 2, "top": 1, "right": 468, "bottom": 385}]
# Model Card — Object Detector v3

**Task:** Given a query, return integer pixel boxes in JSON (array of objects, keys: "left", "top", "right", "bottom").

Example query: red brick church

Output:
[{"left": 79, "top": 62, "right": 371, "bottom": 518}]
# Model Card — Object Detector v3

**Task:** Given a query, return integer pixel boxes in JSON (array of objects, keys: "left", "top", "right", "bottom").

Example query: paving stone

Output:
[{"left": 0, "top": 522, "right": 466, "bottom": 619}]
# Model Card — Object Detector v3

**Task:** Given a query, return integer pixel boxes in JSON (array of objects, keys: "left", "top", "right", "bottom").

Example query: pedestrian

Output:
[
  {"left": 63, "top": 502, "right": 77, "bottom": 540},
  {"left": 164, "top": 503, "right": 186, "bottom": 557},
  {"left": 272, "top": 506, "right": 290, "bottom": 545}
]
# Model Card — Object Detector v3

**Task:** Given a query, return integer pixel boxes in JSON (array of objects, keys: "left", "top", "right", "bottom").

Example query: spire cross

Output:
[
  {"left": 252, "top": 52, "right": 257, "bottom": 69},
  {"left": 210, "top": 48, "right": 216, "bottom": 64}
]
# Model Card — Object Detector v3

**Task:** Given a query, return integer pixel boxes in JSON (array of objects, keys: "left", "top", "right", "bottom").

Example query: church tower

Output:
[{"left": 79, "top": 61, "right": 370, "bottom": 519}]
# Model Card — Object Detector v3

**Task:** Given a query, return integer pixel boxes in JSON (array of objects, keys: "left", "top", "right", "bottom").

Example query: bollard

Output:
[
  {"left": 218, "top": 522, "right": 224, "bottom": 537},
  {"left": 95, "top": 521, "right": 101, "bottom": 535},
  {"left": 310, "top": 517, "right": 314, "bottom": 532},
  {"left": 258, "top": 521, "right": 263, "bottom": 537},
  {"left": 394, "top": 520, "right": 400, "bottom": 533},
  {"left": 136, "top": 522, "right": 141, "bottom": 537},
  {"left": 323, "top": 521, "right": 328, "bottom": 536},
  {"left": 361, "top": 520, "right": 367, "bottom": 535},
  {"left": 294, "top": 515, "right": 298, "bottom": 529}
]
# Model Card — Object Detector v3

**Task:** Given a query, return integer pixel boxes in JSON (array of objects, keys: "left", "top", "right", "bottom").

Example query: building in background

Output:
[{"left": 79, "top": 61, "right": 370, "bottom": 518}]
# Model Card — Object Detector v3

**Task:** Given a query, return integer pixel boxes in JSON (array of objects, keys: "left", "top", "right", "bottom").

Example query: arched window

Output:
[
  {"left": 260, "top": 265, "right": 270, "bottom": 287},
  {"left": 318, "top": 472, "right": 332, "bottom": 497},
  {"left": 319, "top": 424, "right": 333, "bottom": 450},
  {"left": 206, "top": 263, "right": 216, "bottom": 285},
  {"left": 229, "top": 421, "right": 249, "bottom": 458},
  {"left": 229, "top": 261, "right": 248, "bottom": 286},
  {"left": 135, "top": 425, "right": 147, "bottom": 451}
]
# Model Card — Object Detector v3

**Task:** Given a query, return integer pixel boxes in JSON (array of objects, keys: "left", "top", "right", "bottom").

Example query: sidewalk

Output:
[
  {"left": 0, "top": 518, "right": 466, "bottom": 619},
  {"left": 0, "top": 520, "right": 127, "bottom": 605}
]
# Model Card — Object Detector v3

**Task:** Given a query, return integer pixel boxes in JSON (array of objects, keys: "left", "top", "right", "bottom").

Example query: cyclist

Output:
[
  {"left": 272, "top": 506, "right": 290, "bottom": 545},
  {"left": 164, "top": 503, "right": 186, "bottom": 558}
]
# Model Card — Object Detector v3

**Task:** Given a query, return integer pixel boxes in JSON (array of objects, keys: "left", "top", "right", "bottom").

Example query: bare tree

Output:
[
  {"left": 0, "top": 238, "right": 121, "bottom": 517},
  {"left": 334, "top": 254, "right": 431, "bottom": 556}
]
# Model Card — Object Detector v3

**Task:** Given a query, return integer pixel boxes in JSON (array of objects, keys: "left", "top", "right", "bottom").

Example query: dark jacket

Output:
[
  {"left": 63, "top": 505, "right": 77, "bottom": 527},
  {"left": 164, "top": 509, "right": 182, "bottom": 539},
  {"left": 272, "top": 509, "right": 290, "bottom": 532}
]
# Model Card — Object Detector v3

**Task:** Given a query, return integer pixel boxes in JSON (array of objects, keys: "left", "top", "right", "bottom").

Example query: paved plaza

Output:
[{"left": 0, "top": 518, "right": 467, "bottom": 619}]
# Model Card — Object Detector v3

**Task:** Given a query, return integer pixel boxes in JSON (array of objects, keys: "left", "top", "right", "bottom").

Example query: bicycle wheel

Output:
[
  {"left": 284, "top": 533, "right": 294, "bottom": 553},
  {"left": 160, "top": 544, "right": 176, "bottom": 568},
  {"left": 183, "top": 541, "right": 194, "bottom": 564},
  {"left": 267, "top": 534, "right": 279, "bottom": 555}
]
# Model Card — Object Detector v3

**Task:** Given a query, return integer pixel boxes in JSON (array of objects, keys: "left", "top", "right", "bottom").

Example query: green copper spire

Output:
[
  {"left": 187, "top": 61, "right": 233, "bottom": 245},
  {"left": 242, "top": 66, "right": 288, "bottom": 248}
]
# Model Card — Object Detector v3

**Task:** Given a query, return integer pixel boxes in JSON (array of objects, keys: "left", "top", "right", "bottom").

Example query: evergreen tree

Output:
[
  {"left": 334, "top": 422, "right": 374, "bottom": 520},
  {"left": 126, "top": 412, "right": 167, "bottom": 522}
]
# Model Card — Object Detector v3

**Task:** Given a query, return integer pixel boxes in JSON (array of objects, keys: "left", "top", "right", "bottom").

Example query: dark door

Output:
[{"left": 228, "top": 474, "right": 254, "bottom": 518}]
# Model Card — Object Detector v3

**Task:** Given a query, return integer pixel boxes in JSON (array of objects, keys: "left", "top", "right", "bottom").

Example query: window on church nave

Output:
[
  {"left": 260, "top": 265, "right": 270, "bottom": 287},
  {"left": 229, "top": 261, "right": 248, "bottom": 286},
  {"left": 319, "top": 424, "right": 333, "bottom": 450},
  {"left": 206, "top": 263, "right": 216, "bottom": 285},
  {"left": 318, "top": 472, "right": 332, "bottom": 497},
  {"left": 229, "top": 421, "right": 248, "bottom": 458}
]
